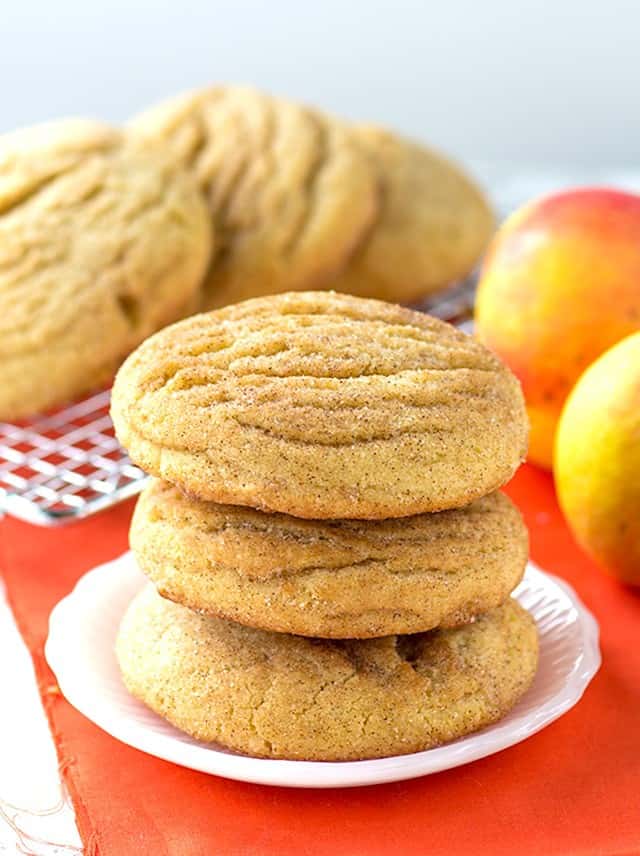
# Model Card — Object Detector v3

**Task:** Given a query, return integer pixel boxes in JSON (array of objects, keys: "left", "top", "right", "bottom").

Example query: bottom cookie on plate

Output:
[{"left": 116, "top": 586, "right": 538, "bottom": 762}]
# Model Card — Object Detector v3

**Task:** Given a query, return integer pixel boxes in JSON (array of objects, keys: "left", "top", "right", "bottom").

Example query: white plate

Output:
[{"left": 45, "top": 554, "right": 600, "bottom": 789}]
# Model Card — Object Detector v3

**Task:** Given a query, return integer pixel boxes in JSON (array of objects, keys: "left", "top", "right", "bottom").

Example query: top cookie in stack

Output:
[
  {"left": 112, "top": 291, "right": 536, "bottom": 760},
  {"left": 111, "top": 290, "right": 526, "bottom": 519}
]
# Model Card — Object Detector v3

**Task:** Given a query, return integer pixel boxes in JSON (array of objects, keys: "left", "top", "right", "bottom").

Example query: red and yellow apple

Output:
[
  {"left": 555, "top": 332, "right": 640, "bottom": 586},
  {"left": 475, "top": 188, "right": 640, "bottom": 468}
]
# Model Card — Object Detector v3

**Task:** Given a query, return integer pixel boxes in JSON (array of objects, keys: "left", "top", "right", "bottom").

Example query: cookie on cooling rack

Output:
[
  {"left": 329, "top": 126, "right": 494, "bottom": 304},
  {"left": 116, "top": 586, "right": 538, "bottom": 761},
  {"left": 130, "top": 85, "right": 494, "bottom": 309},
  {"left": 111, "top": 291, "right": 528, "bottom": 519},
  {"left": 129, "top": 86, "right": 379, "bottom": 309},
  {"left": 131, "top": 480, "right": 528, "bottom": 638},
  {"left": 0, "top": 118, "right": 212, "bottom": 420}
]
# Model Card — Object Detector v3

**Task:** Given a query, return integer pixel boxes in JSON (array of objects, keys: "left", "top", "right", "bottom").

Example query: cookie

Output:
[
  {"left": 0, "top": 118, "right": 212, "bottom": 420},
  {"left": 117, "top": 586, "right": 538, "bottom": 761},
  {"left": 328, "top": 126, "right": 495, "bottom": 304},
  {"left": 129, "top": 86, "right": 379, "bottom": 309},
  {"left": 131, "top": 481, "right": 528, "bottom": 638},
  {"left": 111, "top": 291, "right": 528, "bottom": 519}
]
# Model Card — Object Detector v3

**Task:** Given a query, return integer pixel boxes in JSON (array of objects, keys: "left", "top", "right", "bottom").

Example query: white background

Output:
[{"left": 1, "top": 0, "right": 639, "bottom": 168}]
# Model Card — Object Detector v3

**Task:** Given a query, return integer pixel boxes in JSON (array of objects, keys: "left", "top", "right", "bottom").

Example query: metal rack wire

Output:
[
  {"left": 0, "top": 391, "right": 146, "bottom": 526},
  {"left": 0, "top": 279, "right": 476, "bottom": 526}
]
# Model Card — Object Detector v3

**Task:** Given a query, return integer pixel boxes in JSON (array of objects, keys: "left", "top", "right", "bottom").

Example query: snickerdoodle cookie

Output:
[
  {"left": 131, "top": 481, "right": 528, "bottom": 638},
  {"left": 0, "top": 118, "right": 212, "bottom": 419},
  {"left": 329, "top": 126, "right": 495, "bottom": 303},
  {"left": 116, "top": 586, "right": 538, "bottom": 760},
  {"left": 129, "top": 86, "right": 379, "bottom": 309},
  {"left": 111, "top": 291, "right": 528, "bottom": 519}
]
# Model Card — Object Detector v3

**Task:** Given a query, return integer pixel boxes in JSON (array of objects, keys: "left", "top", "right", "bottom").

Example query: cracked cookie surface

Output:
[
  {"left": 129, "top": 86, "right": 379, "bottom": 309},
  {"left": 0, "top": 118, "right": 212, "bottom": 419},
  {"left": 131, "top": 481, "right": 528, "bottom": 637},
  {"left": 111, "top": 291, "right": 528, "bottom": 519},
  {"left": 116, "top": 587, "right": 538, "bottom": 760},
  {"left": 329, "top": 126, "right": 495, "bottom": 303}
]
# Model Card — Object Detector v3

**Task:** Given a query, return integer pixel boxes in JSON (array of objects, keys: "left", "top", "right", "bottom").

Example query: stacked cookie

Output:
[{"left": 111, "top": 291, "right": 538, "bottom": 761}]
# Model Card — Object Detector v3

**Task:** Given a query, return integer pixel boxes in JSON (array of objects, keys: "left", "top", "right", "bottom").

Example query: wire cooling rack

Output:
[
  {"left": 0, "top": 392, "right": 146, "bottom": 526},
  {"left": 0, "top": 280, "right": 476, "bottom": 526}
]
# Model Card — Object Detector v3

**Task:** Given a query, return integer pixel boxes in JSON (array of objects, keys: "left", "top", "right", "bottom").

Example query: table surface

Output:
[
  {"left": 0, "top": 579, "right": 80, "bottom": 852},
  {"left": 3, "top": 167, "right": 640, "bottom": 853}
]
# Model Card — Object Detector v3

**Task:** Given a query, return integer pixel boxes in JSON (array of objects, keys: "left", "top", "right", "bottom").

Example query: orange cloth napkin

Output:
[{"left": 1, "top": 464, "right": 639, "bottom": 856}]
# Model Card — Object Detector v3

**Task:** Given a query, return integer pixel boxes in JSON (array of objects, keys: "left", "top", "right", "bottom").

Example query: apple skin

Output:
[
  {"left": 475, "top": 187, "right": 640, "bottom": 469},
  {"left": 555, "top": 331, "right": 640, "bottom": 586}
]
